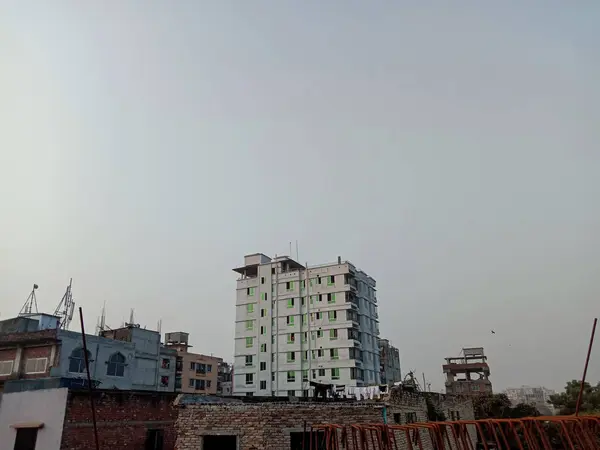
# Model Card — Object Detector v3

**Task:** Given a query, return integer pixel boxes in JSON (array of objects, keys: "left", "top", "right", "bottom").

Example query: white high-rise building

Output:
[{"left": 233, "top": 253, "right": 380, "bottom": 396}]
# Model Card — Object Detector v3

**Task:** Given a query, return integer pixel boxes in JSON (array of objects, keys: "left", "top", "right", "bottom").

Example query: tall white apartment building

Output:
[{"left": 233, "top": 253, "right": 381, "bottom": 396}]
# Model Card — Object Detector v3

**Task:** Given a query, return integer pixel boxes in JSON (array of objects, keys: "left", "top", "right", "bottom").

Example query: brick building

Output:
[
  {"left": 0, "top": 386, "right": 177, "bottom": 449},
  {"left": 175, "top": 389, "right": 476, "bottom": 450}
]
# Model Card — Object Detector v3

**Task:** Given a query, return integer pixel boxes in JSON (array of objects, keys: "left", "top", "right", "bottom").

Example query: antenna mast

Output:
[
  {"left": 19, "top": 284, "right": 39, "bottom": 315},
  {"left": 54, "top": 278, "right": 76, "bottom": 330}
]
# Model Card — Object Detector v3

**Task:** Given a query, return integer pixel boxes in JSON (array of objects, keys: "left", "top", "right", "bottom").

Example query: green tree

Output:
[
  {"left": 473, "top": 394, "right": 540, "bottom": 419},
  {"left": 548, "top": 380, "right": 600, "bottom": 415}
]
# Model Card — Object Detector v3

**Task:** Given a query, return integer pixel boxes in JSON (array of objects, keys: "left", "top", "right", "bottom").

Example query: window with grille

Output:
[
  {"left": 24, "top": 358, "right": 47, "bottom": 374},
  {"left": 0, "top": 360, "right": 14, "bottom": 376},
  {"left": 68, "top": 348, "right": 91, "bottom": 373}
]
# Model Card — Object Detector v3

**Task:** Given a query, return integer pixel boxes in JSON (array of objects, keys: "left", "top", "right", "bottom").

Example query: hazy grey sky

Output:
[{"left": 1, "top": 2, "right": 599, "bottom": 392}]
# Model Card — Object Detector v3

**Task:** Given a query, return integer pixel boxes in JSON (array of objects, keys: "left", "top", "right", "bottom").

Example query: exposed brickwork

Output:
[
  {"left": 0, "top": 329, "right": 58, "bottom": 344},
  {"left": 61, "top": 390, "right": 177, "bottom": 450},
  {"left": 175, "top": 390, "right": 477, "bottom": 450}
]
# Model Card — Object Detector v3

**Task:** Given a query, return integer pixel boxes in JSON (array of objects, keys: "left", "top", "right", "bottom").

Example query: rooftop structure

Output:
[
  {"left": 379, "top": 338, "right": 401, "bottom": 385},
  {"left": 443, "top": 347, "right": 492, "bottom": 396}
]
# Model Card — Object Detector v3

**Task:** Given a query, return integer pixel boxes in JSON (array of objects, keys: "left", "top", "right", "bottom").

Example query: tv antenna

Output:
[
  {"left": 54, "top": 278, "right": 75, "bottom": 330},
  {"left": 19, "top": 284, "right": 39, "bottom": 315}
]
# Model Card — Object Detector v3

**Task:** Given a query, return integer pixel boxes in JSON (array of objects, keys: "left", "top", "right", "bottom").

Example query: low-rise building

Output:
[
  {"left": 504, "top": 385, "right": 556, "bottom": 415},
  {"left": 443, "top": 347, "right": 492, "bottom": 395},
  {"left": 164, "top": 332, "right": 222, "bottom": 394},
  {"left": 379, "top": 338, "right": 401, "bottom": 385}
]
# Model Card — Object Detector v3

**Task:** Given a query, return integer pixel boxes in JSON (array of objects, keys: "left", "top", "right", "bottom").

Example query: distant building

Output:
[
  {"left": 443, "top": 347, "right": 492, "bottom": 395},
  {"left": 164, "top": 332, "right": 222, "bottom": 394},
  {"left": 0, "top": 314, "right": 176, "bottom": 392},
  {"left": 379, "top": 338, "right": 401, "bottom": 385},
  {"left": 233, "top": 253, "right": 381, "bottom": 397},
  {"left": 504, "top": 386, "right": 556, "bottom": 415},
  {"left": 218, "top": 361, "right": 233, "bottom": 395}
]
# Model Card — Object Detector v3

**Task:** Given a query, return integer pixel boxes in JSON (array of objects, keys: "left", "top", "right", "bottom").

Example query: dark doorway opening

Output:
[
  {"left": 290, "top": 431, "right": 326, "bottom": 450},
  {"left": 203, "top": 435, "right": 237, "bottom": 450},
  {"left": 145, "top": 429, "right": 164, "bottom": 450},
  {"left": 14, "top": 428, "right": 38, "bottom": 450}
]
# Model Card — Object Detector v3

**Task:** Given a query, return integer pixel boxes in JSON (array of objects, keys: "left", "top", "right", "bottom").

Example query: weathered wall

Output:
[
  {"left": 0, "top": 387, "right": 68, "bottom": 450},
  {"left": 61, "top": 390, "right": 177, "bottom": 450},
  {"left": 176, "top": 391, "right": 477, "bottom": 450}
]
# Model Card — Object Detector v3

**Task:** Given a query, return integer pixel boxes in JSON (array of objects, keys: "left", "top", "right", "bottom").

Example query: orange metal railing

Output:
[{"left": 307, "top": 416, "right": 600, "bottom": 450}]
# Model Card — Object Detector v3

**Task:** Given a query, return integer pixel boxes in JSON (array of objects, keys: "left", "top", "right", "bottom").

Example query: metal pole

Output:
[
  {"left": 575, "top": 317, "right": 597, "bottom": 416},
  {"left": 79, "top": 307, "right": 100, "bottom": 450}
]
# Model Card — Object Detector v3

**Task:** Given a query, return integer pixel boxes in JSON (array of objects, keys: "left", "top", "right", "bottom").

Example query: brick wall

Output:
[
  {"left": 176, "top": 402, "right": 384, "bottom": 450},
  {"left": 20, "top": 345, "right": 54, "bottom": 379},
  {"left": 61, "top": 390, "right": 177, "bottom": 450},
  {"left": 176, "top": 391, "right": 477, "bottom": 450}
]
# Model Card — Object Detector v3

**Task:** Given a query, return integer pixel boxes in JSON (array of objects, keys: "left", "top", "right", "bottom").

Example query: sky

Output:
[{"left": 1, "top": 1, "right": 599, "bottom": 393}]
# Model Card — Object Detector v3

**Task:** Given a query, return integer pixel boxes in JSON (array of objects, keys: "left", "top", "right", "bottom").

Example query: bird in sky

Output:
[{"left": 491, "top": 330, "right": 496, "bottom": 334}]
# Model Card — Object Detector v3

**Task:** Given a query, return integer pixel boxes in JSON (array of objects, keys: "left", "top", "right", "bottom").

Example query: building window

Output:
[
  {"left": 288, "top": 390, "right": 296, "bottom": 396},
  {"left": 331, "top": 368, "right": 340, "bottom": 380},
  {"left": 261, "top": 277, "right": 265, "bottom": 284},
  {"left": 106, "top": 353, "right": 126, "bottom": 377},
  {"left": 318, "top": 369, "right": 325, "bottom": 377},
  {"left": 189, "top": 362, "right": 196, "bottom": 370},
  {"left": 260, "top": 343, "right": 267, "bottom": 352},
  {"left": 405, "top": 412, "right": 417, "bottom": 424},
  {"left": 196, "top": 363, "right": 206, "bottom": 374},
  {"left": 328, "top": 310, "right": 337, "bottom": 322},
  {"left": 160, "top": 376, "right": 169, "bottom": 387},
  {"left": 145, "top": 429, "right": 164, "bottom": 450},
  {"left": 245, "top": 373, "right": 254, "bottom": 385},
  {"left": 14, "top": 428, "right": 38, "bottom": 450},
  {"left": 393, "top": 413, "right": 401, "bottom": 424},
  {"left": 260, "top": 362, "right": 266, "bottom": 371},
  {"left": 287, "top": 316, "right": 294, "bottom": 326},
  {"left": 286, "top": 281, "right": 294, "bottom": 291},
  {"left": 330, "top": 348, "right": 339, "bottom": 360},
  {"left": 287, "top": 333, "right": 295, "bottom": 344},
  {"left": 247, "top": 287, "right": 255, "bottom": 296},
  {"left": 316, "top": 330, "right": 323, "bottom": 338},
  {"left": 246, "top": 320, "right": 253, "bottom": 330},
  {"left": 189, "top": 378, "right": 195, "bottom": 387},
  {"left": 328, "top": 275, "right": 335, "bottom": 286},
  {"left": 247, "top": 303, "right": 254, "bottom": 313},
  {"left": 68, "top": 348, "right": 91, "bottom": 373},
  {"left": 287, "top": 371, "right": 295, "bottom": 382},
  {"left": 262, "top": 292, "right": 268, "bottom": 301},
  {"left": 287, "top": 352, "right": 296, "bottom": 362},
  {"left": 260, "top": 308, "right": 266, "bottom": 317},
  {"left": 272, "top": 372, "right": 275, "bottom": 381},
  {"left": 0, "top": 360, "right": 13, "bottom": 376},
  {"left": 196, "top": 379, "right": 206, "bottom": 390},
  {"left": 302, "top": 370, "right": 308, "bottom": 382},
  {"left": 303, "top": 331, "right": 308, "bottom": 342},
  {"left": 287, "top": 298, "right": 294, "bottom": 308},
  {"left": 301, "top": 297, "right": 306, "bottom": 306},
  {"left": 24, "top": 358, "right": 48, "bottom": 374},
  {"left": 161, "top": 358, "right": 170, "bottom": 369},
  {"left": 207, "top": 364, "right": 212, "bottom": 373},
  {"left": 260, "top": 326, "right": 266, "bottom": 335},
  {"left": 330, "top": 329, "right": 338, "bottom": 340},
  {"left": 317, "top": 276, "right": 322, "bottom": 284},
  {"left": 328, "top": 293, "right": 336, "bottom": 303},
  {"left": 245, "top": 355, "right": 253, "bottom": 367},
  {"left": 310, "top": 295, "right": 317, "bottom": 304},
  {"left": 316, "top": 312, "right": 323, "bottom": 320},
  {"left": 260, "top": 380, "right": 267, "bottom": 390},
  {"left": 246, "top": 337, "right": 253, "bottom": 348}
]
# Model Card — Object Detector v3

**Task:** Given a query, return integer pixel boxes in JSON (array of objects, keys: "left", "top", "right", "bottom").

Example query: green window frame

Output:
[
  {"left": 248, "top": 287, "right": 255, "bottom": 296},
  {"left": 260, "top": 343, "right": 267, "bottom": 352},
  {"left": 317, "top": 330, "right": 323, "bottom": 338},
  {"left": 332, "top": 368, "right": 340, "bottom": 380},
  {"left": 247, "top": 303, "right": 254, "bottom": 313},
  {"left": 302, "top": 332, "right": 308, "bottom": 343},
  {"left": 327, "top": 275, "right": 335, "bottom": 286},
  {"left": 246, "top": 320, "right": 253, "bottom": 330},
  {"left": 287, "top": 333, "right": 295, "bottom": 344},
  {"left": 310, "top": 295, "right": 317, "bottom": 304},
  {"left": 328, "top": 293, "right": 336, "bottom": 304},
  {"left": 330, "top": 329, "right": 338, "bottom": 340},
  {"left": 287, "top": 281, "right": 294, "bottom": 291},
  {"left": 287, "top": 298, "right": 294, "bottom": 308},
  {"left": 287, "top": 371, "right": 295, "bottom": 382},
  {"left": 245, "top": 337, "right": 253, "bottom": 348},
  {"left": 302, "top": 370, "right": 308, "bottom": 382},
  {"left": 302, "top": 314, "right": 307, "bottom": 325},
  {"left": 328, "top": 311, "right": 337, "bottom": 322},
  {"left": 262, "top": 292, "right": 267, "bottom": 301},
  {"left": 260, "top": 326, "right": 266, "bottom": 335},
  {"left": 287, "top": 316, "right": 295, "bottom": 326},
  {"left": 287, "top": 351, "right": 295, "bottom": 362},
  {"left": 330, "top": 348, "right": 339, "bottom": 360}
]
